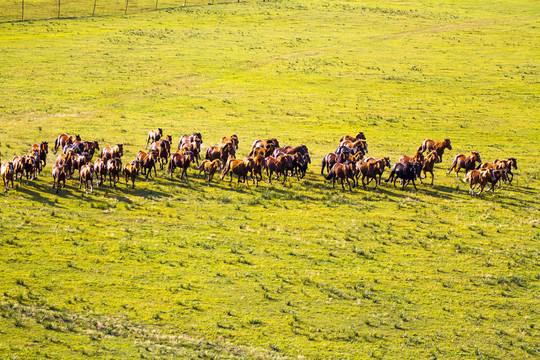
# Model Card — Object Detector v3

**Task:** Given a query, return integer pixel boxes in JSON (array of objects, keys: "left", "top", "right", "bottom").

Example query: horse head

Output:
[
  {"left": 472, "top": 151, "right": 481, "bottom": 163},
  {"left": 444, "top": 139, "right": 452, "bottom": 150}
]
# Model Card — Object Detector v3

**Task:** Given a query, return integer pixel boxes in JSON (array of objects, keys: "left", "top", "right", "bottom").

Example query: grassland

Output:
[{"left": 0, "top": 0, "right": 539, "bottom": 358}]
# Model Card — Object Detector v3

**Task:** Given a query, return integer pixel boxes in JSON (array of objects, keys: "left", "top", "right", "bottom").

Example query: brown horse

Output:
[
  {"left": 206, "top": 141, "right": 235, "bottom": 167},
  {"left": 30, "top": 142, "right": 49, "bottom": 168},
  {"left": 464, "top": 169, "right": 496, "bottom": 195},
  {"left": 249, "top": 138, "right": 279, "bottom": 157},
  {"left": 264, "top": 155, "right": 288, "bottom": 184},
  {"left": 107, "top": 157, "right": 122, "bottom": 187},
  {"left": 55, "top": 151, "right": 74, "bottom": 179},
  {"left": 93, "top": 157, "right": 108, "bottom": 186},
  {"left": 178, "top": 133, "right": 203, "bottom": 151},
  {"left": 1, "top": 161, "right": 14, "bottom": 193},
  {"left": 54, "top": 134, "right": 80, "bottom": 154},
  {"left": 324, "top": 163, "right": 357, "bottom": 191},
  {"left": 149, "top": 138, "right": 171, "bottom": 169},
  {"left": 136, "top": 151, "right": 157, "bottom": 179},
  {"left": 357, "top": 157, "right": 391, "bottom": 188},
  {"left": 122, "top": 161, "right": 140, "bottom": 189},
  {"left": 339, "top": 139, "right": 368, "bottom": 154},
  {"left": 221, "top": 134, "right": 239, "bottom": 150},
  {"left": 51, "top": 164, "right": 68, "bottom": 193},
  {"left": 399, "top": 150, "right": 424, "bottom": 166},
  {"left": 220, "top": 158, "right": 255, "bottom": 186},
  {"left": 321, "top": 152, "right": 347, "bottom": 175},
  {"left": 417, "top": 138, "right": 452, "bottom": 163},
  {"left": 245, "top": 155, "right": 265, "bottom": 183},
  {"left": 145, "top": 128, "right": 163, "bottom": 149},
  {"left": 82, "top": 141, "right": 100, "bottom": 159},
  {"left": 339, "top": 132, "right": 366, "bottom": 143},
  {"left": 169, "top": 151, "right": 194, "bottom": 182},
  {"left": 79, "top": 164, "right": 94, "bottom": 194},
  {"left": 494, "top": 158, "right": 517, "bottom": 185},
  {"left": 178, "top": 141, "right": 200, "bottom": 166},
  {"left": 71, "top": 153, "right": 88, "bottom": 179},
  {"left": 197, "top": 159, "right": 222, "bottom": 184},
  {"left": 447, "top": 151, "right": 482, "bottom": 179},
  {"left": 101, "top": 144, "right": 124, "bottom": 161},
  {"left": 419, "top": 151, "right": 440, "bottom": 185}
]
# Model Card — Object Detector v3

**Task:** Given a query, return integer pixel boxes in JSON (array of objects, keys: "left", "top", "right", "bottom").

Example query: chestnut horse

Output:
[
  {"left": 197, "top": 159, "right": 222, "bottom": 184},
  {"left": 93, "top": 157, "right": 108, "bottom": 186},
  {"left": 30, "top": 142, "right": 49, "bottom": 168},
  {"left": 123, "top": 161, "right": 140, "bottom": 189},
  {"left": 54, "top": 134, "right": 80, "bottom": 154},
  {"left": 145, "top": 128, "right": 163, "bottom": 149},
  {"left": 494, "top": 158, "right": 517, "bottom": 185},
  {"left": 447, "top": 151, "right": 482, "bottom": 179},
  {"left": 107, "top": 157, "right": 122, "bottom": 187},
  {"left": 1, "top": 161, "right": 15, "bottom": 192},
  {"left": 417, "top": 138, "right": 452, "bottom": 163},
  {"left": 101, "top": 144, "right": 124, "bottom": 161},
  {"left": 357, "top": 157, "right": 391, "bottom": 188},
  {"left": 249, "top": 138, "right": 279, "bottom": 157},
  {"left": 220, "top": 158, "right": 255, "bottom": 186},
  {"left": 169, "top": 151, "right": 194, "bottom": 182},
  {"left": 339, "top": 132, "right": 366, "bottom": 143},
  {"left": 321, "top": 152, "right": 347, "bottom": 175},
  {"left": 51, "top": 164, "right": 68, "bottom": 193},
  {"left": 264, "top": 155, "right": 288, "bottom": 184},
  {"left": 136, "top": 151, "right": 157, "bottom": 179},
  {"left": 222, "top": 134, "right": 239, "bottom": 150},
  {"left": 206, "top": 141, "right": 235, "bottom": 167},
  {"left": 464, "top": 169, "right": 496, "bottom": 195},
  {"left": 324, "top": 163, "right": 357, "bottom": 191},
  {"left": 419, "top": 151, "right": 440, "bottom": 185},
  {"left": 79, "top": 164, "right": 94, "bottom": 194}
]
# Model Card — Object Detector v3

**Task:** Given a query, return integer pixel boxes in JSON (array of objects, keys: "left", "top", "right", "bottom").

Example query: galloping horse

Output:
[
  {"left": 249, "top": 138, "right": 279, "bottom": 157},
  {"left": 419, "top": 151, "right": 440, "bottom": 185},
  {"left": 30, "top": 142, "right": 48, "bottom": 168},
  {"left": 169, "top": 151, "right": 194, "bottom": 182},
  {"left": 178, "top": 133, "right": 203, "bottom": 151},
  {"left": 339, "top": 139, "right": 368, "bottom": 155},
  {"left": 494, "top": 158, "right": 517, "bottom": 185},
  {"left": 417, "top": 138, "right": 452, "bottom": 163},
  {"left": 447, "top": 151, "right": 482, "bottom": 179},
  {"left": 107, "top": 157, "right": 122, "bottom": 187},
  {"left": 324, "top": 163, "right": 357, "bottom": 191},
  {"left": 136, "top": 151, "right": 157, "bottom": 179},
  {"left": 464, "top": 169, "right": 496, "bottom": 195},
  {"left": 222, "top": 134, "right": 239, "bottom": 150},
  {"left": 178, "top": 141, "right": 200, "bottom": 166},
  {"left": 206, "top": 141, "right": 235, "bottom": 167},
  {"left": 197, "top": 159, "right": 222, "bottom": 184},
  {"left": 385, "top": 162, "right": 421, "bottom": 190},
  {"left": 93, "top": 157, "right": 108, "bottom": 186},
  {"left": 357, "top": 157, "right": 391, "bottom": 188},
  {"left": 123, "top": 161, "right": 140, "bottom": 189},
  {"left": 79, "top": 164, "right": 94, "bottom": 194},
  {"left": 1, "top": 161, "right": 14, "bottom": 192},
  {"left": 51, "top": 164, "right": 68, "bottom": 193},
  {"left": 220, "top": 158, "right": 255, "bottom": 186},
  {"left": 264, "top": 155, "right": 288, "bottom": 184},
  {"left": 321, "top": 152, "right": 347, "bottom": 175},
  {"left": 54, "top": 134, "right": 80, "bottom": 154},
  {"left": 55, "top": 151, "right": 74, "bottom": 179},
  {"left": 145, "top": 128, "right": 163, "bottom": 149},
  {"left": 398, "top": 150, "right": 424, "bottom": 166}
]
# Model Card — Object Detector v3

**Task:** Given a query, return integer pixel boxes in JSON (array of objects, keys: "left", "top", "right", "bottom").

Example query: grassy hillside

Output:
[{"left": 0, "top": 0, "right": 538, "bottom": 358}]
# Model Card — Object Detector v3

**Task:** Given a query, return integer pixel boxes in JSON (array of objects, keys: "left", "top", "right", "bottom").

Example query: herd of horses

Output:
[{"left": 0, "top": 130, "right": 517, "bottom": 196}]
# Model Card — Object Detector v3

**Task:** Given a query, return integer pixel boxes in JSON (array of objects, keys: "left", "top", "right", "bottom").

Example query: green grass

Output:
[{"left": 0, "top": 0, "right": 539, "bottom": 358}]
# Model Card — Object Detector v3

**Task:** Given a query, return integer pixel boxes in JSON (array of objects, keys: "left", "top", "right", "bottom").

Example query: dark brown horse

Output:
[
  {"left": 321, "top": 152, "right": 347, "bottom": 175},
  {"left": 264, "top": 155, "right": 288, "bottom": 184},
  {"left": 71, "top": 153, "right": 89, "bottom": 179},
  {"left": 145, "top": 128, "right": 163, "bottom": 149},
  {"left": 169, "top": 151, "right": 194, "bottom": 182},
  {"left": 494, "top": 158, "right": 517, "bottom": 185},
  {"left": 447, "top": 151, "right": 482, "bottom": 179},
  {"left": 101, "top": 144, "right": 124, "bottom": 161},
  {"left": 107, "top": 157, "right": 122, "bottom": 187},
  {"left": 54, "top": 133, "right": 80, "bottom": 154},
  {"left": 178, "top": 141, "right": 200, "bottom": 166},
  {"left": 55, "top": 151, "right": 74, "bottom": 179},
  {"left": 206, "top": 141, "right": 235, "bottom": 167},
  {"left": 418, "top": 138, "right": 452, "bottom": 163},
  {"left": 324, "top": 163, "right": 357, "bottom": 191}
]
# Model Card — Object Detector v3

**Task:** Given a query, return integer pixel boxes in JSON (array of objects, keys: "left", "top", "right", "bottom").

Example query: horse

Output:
[
  {"left": 417, "top": 138, "right": 452, "bottom": 163},
  {"left": 79, "top": 164, "right": 94, "bottom": 194},
  {"left": 136, "top": 151, "right": 157, "bottom": 179},
  {"left": 339, "top": 132, "right": 366, "bottom": 143},
  {"left": 51, "top": 164, "right": 68, "bottom": 193},
  {"left": 150, "top": 138, "right": 171, "bottom": 169},
  {"left": 178, "top": 141, "right": 200, "bottom": 166},
  {"left": 54, "top": 133, "right": 80, "bottom": 154},
  {"left": 321, "top": 152, "right": 347, "bottom": 175},
  {"left": 178, "top": 133, "right": 203, "bottom": 151},
  {"left": 339, "top": 139, "right": 368, "bottom": 155},
  {"left": 93, "top": 157, "right": 108, "bottom": 186},
  {"left": 206, "top": 141, "right": 235, "bottom": 167},
  {"left": 464, "top": 169, "right": 496, "bottom": 196},
  {"left": 12, "top": 156, "right": 25, "bottom": 185},
  {"left": 244, "top": 155, "right": 265, "bottom": 183},
  {"left": 264, "top": 155, "right": 288, "bottom": 184},
  {"left": 385, "top": 162, "right": 422, "bottom": 190},
  {"left": 71, "top": 153, "right": 88, "bottom": 179},
  {"left": 494, "top": 158, "right": 517, "bottom": 185},
  {"left": 107, "top": 157, "right": 122, "bottom": 187},
  {"left": 447, "top": 151, "right": 482, "bottom": 179},
  {"left": 82, "top": 141, "right": 100, "bottom": 159},
  {"left": 357, "top": 157, "right": 391, "bottom": 188},
  {"left": 30, "top": 142, "right": 48, "bottom": 168},
  {"left": 122, "top": 161, "right": 140, "bottom": 189},
  {"left": 55, "top": 151, "right": 74, "bottom": 179},
  {"left": 398, "top": 150, "right": 424, "bottom": 166},
  {"left": 197, "top": 159, "right": 222, "bottom": 184},
  {"left": 145, "top": 128, "right": 163, "bottom": 149},
  {"left": 222, "top": 134, "right": 239, "bottom": 150},
  {"left": 419, "top": 151, "right": 440, "bottom": 185},
  {"left": 1, "top": 161, "right": 15, "bottom": 193},
  {"left": 324, "top": 163, "right": 357, "bottom": 191},
  {"left": 101, "top": 144, "right": 124, "bottom": 161},
  {"left": 169, "top": 151, "right": 194, "bottom": 182},
  {"left": 249, "top": 138, "right": 279, "bottom": 157},
  {"left": 220, "top": 158, "right": 255, "bottom": 186}
]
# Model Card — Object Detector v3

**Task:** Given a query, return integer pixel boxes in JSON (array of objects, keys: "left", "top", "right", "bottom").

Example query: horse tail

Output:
[
  {"left": 324, "top": 169, "right": 334, "bottom": 181},
  {"left": 321, "top": 157, "right": 327, "bottom": 175},
  {"left": 417, "top": 142, "right": 425, "bottom": 154},
  {"left": 54, "top": 137, "right": 58, "bottom": 154}
]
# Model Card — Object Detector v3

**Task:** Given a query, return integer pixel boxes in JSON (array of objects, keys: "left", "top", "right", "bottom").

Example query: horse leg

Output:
[
  {"left": 430, "top": 171, "right": 434, "bottom": 185},
  {"left": 455, "top": 167, "right": 460, "bottom": 179},
  {"left": 412, "top": 179, "right": 418, "bottom": 191}
]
